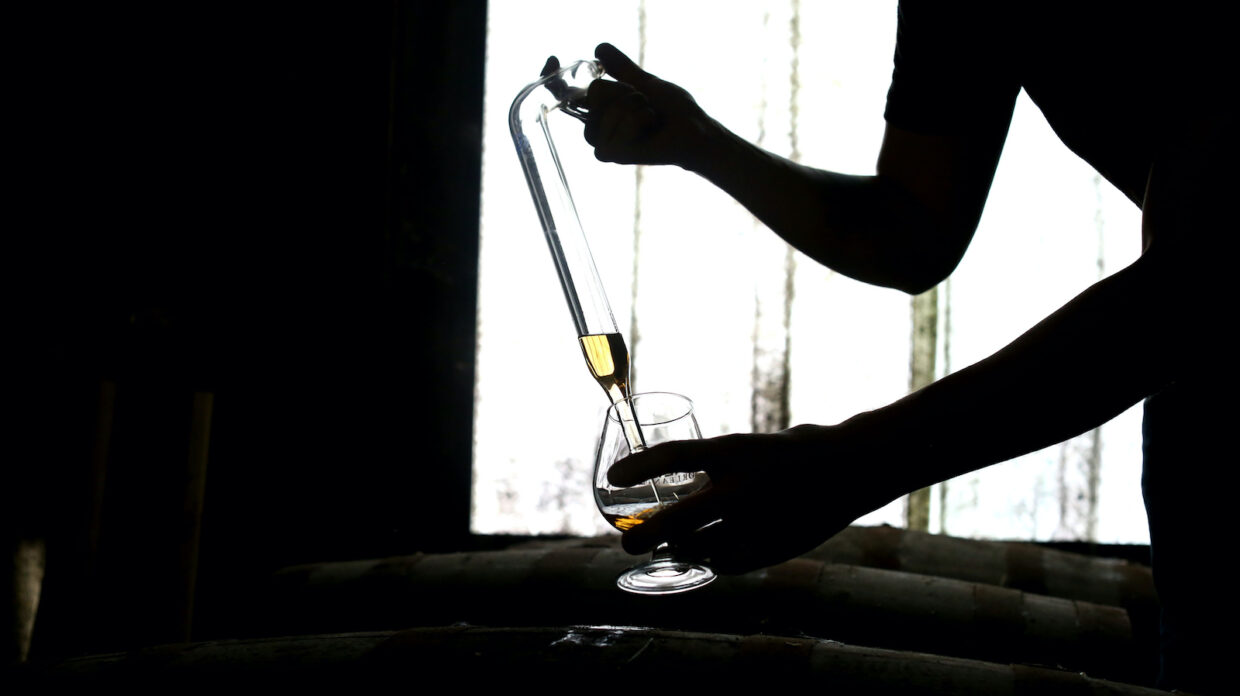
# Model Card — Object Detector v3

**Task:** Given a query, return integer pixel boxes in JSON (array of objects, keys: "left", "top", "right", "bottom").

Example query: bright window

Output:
[{"left": 474, "top": 0, "right": 1147, "bottom": 543}]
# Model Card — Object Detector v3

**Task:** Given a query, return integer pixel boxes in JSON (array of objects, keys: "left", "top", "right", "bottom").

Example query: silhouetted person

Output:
[{"left": 582, "top": 3, "right": 1232, "bottom": 692}]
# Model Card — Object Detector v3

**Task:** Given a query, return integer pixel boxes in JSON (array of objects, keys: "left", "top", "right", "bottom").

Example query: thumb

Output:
[{"left": 595, "top": 43, "right": 654, "bottom": 88}]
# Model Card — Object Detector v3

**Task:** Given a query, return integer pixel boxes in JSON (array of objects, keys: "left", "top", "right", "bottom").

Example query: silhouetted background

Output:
[
  {"left": 11, "top": 2, "right": 487, "bottom": 655},
  {"left": 8, "top": 2, "right": 1158, "bottom": 668}
]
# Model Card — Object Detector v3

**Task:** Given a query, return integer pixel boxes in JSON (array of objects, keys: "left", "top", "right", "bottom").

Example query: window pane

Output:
[{"left": 475, "top": 0, "right": 1148, "bottom": 545}]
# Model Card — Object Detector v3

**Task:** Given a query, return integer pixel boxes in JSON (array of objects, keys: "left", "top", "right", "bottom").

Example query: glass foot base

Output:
[{"left": 616, "top": 557, "right": 716, "bottom": 595}]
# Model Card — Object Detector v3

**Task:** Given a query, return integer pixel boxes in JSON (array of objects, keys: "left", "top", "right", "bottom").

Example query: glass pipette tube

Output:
[{"left": 509, "top": 59, "right": 647, "bottom": 453}]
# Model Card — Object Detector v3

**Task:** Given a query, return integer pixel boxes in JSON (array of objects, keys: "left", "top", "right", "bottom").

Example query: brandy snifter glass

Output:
[{"left": 594, "top": 392, "right": 716, "bottom": 594}]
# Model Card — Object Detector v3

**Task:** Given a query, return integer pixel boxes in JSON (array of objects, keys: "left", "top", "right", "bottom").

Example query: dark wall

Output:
[
  {"left": 195, "top": 0, "right": 485, "bottom": 564},
  {"left": 13, "top": 2, "right": 486, "bottom": 653}
]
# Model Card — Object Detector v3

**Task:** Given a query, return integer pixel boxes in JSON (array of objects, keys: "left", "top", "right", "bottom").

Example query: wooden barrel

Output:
[
  {"left": 263, "top": 547, "right": 1142, "bottom": 684},
  {"left": 514, "top": 527, "right": 1156, "bottom": 611},
  {"left": 796, "top": 524, "right": 1159, "bottom": 681},
  {"left": 10, "top": 626, "right": 1175, "bottom": 694},
  {"left": 517, "top": 526, "right": 1161, "bottom": 679},
  {"left": 803, "top": 526, "right": 1155, "bottom": 611}
]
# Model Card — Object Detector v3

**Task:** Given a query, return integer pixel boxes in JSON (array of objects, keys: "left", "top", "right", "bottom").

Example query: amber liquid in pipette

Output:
[
  {"left": 579, "top": 332, "right": 647, "bottom": 451},
  {"left": 579, "top": 332, "right": 630, "bottom": 403}
]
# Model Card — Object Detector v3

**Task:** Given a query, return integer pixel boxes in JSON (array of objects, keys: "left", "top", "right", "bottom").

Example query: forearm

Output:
[
  {"left": 587, "top": 45, "right": 993, "bottom": 293},
  {"left": 843, "top": 251, "right": 1181, "bottom": 497},
  {"left": 684, "top": 122, "right": 959, "bottom": 293}
]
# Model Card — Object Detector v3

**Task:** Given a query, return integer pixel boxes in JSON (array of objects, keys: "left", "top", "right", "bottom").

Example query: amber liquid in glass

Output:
[{"left": 600, "top": 502, "right": 666, "bottom": 532}]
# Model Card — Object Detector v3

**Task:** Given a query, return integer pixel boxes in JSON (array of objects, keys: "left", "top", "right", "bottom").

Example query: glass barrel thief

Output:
[{"left": 509, "top": 58, "right": 645, "bottom": 452}]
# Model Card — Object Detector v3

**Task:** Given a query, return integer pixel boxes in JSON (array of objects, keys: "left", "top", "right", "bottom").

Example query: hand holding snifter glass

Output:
[
  {"left": 594, "top": 392, "right": 716, "bottom": 594},
  {"left": 510, "top": 58, "right": 715, "bottom": 593}
]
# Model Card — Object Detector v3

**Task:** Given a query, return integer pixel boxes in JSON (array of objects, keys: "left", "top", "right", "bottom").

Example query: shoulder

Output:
[{"left": 885, "top": 1, "right": 1019, "bottom": 136}]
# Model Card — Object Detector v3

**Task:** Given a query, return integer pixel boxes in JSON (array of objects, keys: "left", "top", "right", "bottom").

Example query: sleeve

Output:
[{"left": 884, "top": 1, "right": 1020, "bottom": 136}]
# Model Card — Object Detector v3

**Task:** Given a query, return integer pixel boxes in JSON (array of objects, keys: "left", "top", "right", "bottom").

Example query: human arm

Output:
[
  {"left": 585, "top": 43, "right": 1011, "bottom": 293},
  {"left": 611, "top": 117, "right": 1231, "bottom": 574},
  {"left": 610, "top": 251, "right": 1167, "bottom": 573}
]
